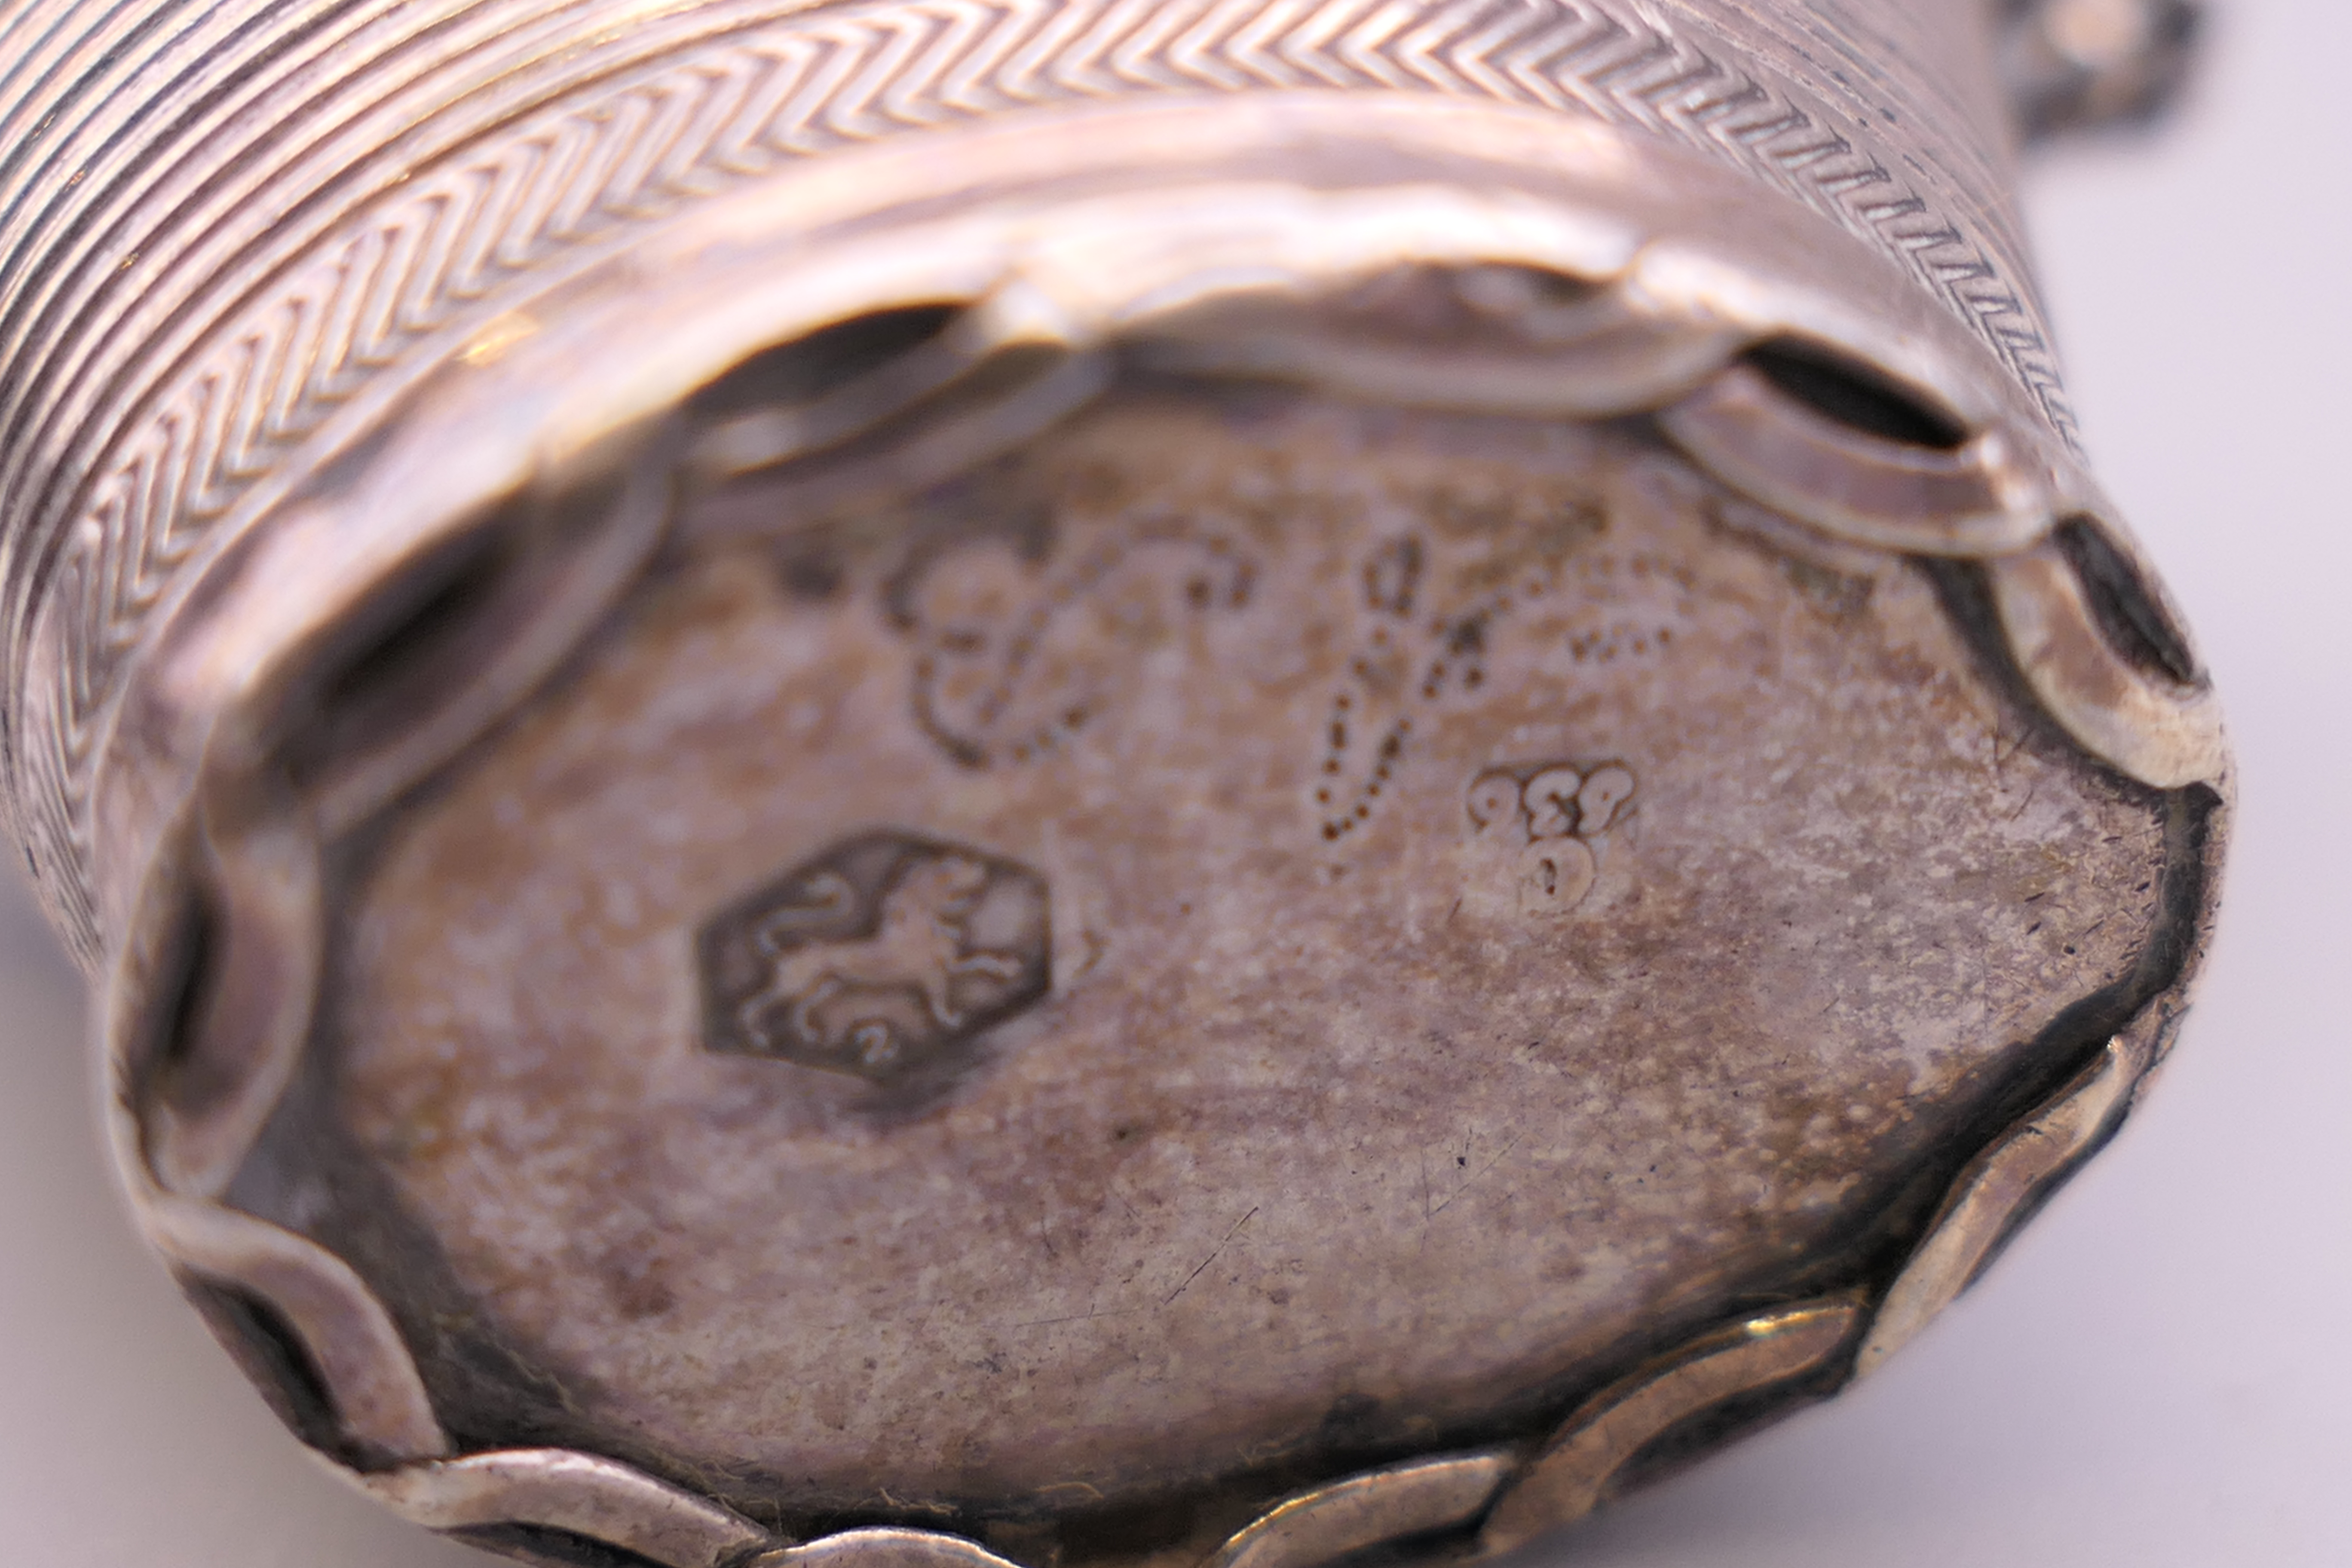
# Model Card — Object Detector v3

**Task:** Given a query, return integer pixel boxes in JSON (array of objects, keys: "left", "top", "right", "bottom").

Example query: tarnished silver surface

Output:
[{"left": 0, "top": 2, "right": 2223, "bottom": 1566}]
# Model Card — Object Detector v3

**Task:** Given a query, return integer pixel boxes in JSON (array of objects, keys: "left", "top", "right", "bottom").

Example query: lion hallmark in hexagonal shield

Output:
[{"left": 699, "top": 832, "right": 1051, "bottom": 1081}]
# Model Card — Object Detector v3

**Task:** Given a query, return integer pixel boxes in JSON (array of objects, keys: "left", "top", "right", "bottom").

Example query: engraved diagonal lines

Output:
[{"left": 12, "top": 0, "right": 2065, "bottom": 956}]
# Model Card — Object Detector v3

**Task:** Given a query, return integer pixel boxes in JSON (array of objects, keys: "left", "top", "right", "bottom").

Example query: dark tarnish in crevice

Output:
[
  {"left": 1847, "top": 554, "right": 2223, "bottom": 1290},
  {"left": 1829, "top": 781, "right": 2212, "bottom": 1301},
  {"left": 686, "top": 306, "right": 964, "bottom": 423},
  {"left": 1742, "top": 340, "right": 1970, "bottom": 451},
  {"left": 213, "top": 548, "right": 2220, "bottom": 1559},
  {"left": 223, "top": 824, "right": 823, "bottom": 1535},
  {"left": 181, "top": 1275, "right": 363, "bottom": 1467},
  {"left": 1950, "top": 784, "right": 2215, "bottom": 1286},
  {"left": 1473, "top": 554, "right": 2222, "bottom": 1522},
  {"left": 448, "top": 1522, "right": 679, "bottom": 1568},
  {"left": 133, "top": 879, "right": 222, "bottom": 1121},
  {"left": 274, "top": 523, "right": 515, "bottom": 790},
  {"left": 1525, "top": 570, "right": 2221, "bottom": 1509},
  {"left": 1596, "top": 1354, "right": 1854, "bottom": 1509},
  {"left": 217, "top": 830, "right": 636, "bottom": 1464},
  {"left": 2053, "top": 516, "right": 2203, "bottom": 687}
]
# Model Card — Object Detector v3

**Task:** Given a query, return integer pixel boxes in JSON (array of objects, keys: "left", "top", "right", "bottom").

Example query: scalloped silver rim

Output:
[{"left": 86, "top": 96, "right": 2226, "bottom": 1568}]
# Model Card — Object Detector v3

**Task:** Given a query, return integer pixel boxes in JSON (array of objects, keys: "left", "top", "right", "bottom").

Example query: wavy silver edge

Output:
[
  {"left": 1856, "top": 1007, "right": 2172, "bottom": 1379},
  {"left": 364, "top": 1449, "right": 770, "bottom": 1568},
  {"left": 146, "top": 1196, "right": 454, "bottom": 1465},
  {"left": 1989, "top": 539, "right": 2227, "bottom": 790},
  {"left": 1209, "top": 1451, "right": 1519, "bottom": 1568},
  {"left": 1658, "top": 360, "right": 2047, "bottom": 557},
  {"left": 755, "top": 1528, "right": 1026, "bottom": 1568},
  {"left": 1477, "top": 1298, "right": 1864, "bottom": 1555},
  {"left": 141, "top": 789, "right": 324, "bottom": 1200},
  {"left": 87, "top": 101, "right": 2220, "bottom": 1568}
]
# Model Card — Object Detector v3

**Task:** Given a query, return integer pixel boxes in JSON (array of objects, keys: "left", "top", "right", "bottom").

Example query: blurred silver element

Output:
[{"left": 2003, "top": 0, "right": 2207, "bottom": 139}]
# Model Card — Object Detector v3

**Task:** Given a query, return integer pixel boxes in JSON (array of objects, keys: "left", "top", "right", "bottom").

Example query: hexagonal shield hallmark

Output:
[{"left": 698, "top": 831, "right": 1050, "bottom": 1081}]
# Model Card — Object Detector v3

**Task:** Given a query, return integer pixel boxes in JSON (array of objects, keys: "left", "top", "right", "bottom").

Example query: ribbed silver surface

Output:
[{"left": 0, "top": 0, "right": 2053, "bottom": 959}]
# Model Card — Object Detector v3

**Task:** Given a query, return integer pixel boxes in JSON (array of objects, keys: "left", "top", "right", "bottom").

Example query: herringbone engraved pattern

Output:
[{"left": 0, "top": 0, "right": 2067, "bottom": 956}]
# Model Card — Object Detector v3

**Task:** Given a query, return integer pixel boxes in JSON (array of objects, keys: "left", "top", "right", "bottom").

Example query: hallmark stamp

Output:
[
  {"left": 1465, "top": 761, "right": 1638, "bottom": 916},
  {"left": 1314, "top": 504, "right": 1617, "bottom": 846},
  {"left": 905, "top": 527, "right": 1254, "bottom": 768},
  {"left": 698, "top": 832, "right": 1050, "bottom": 1080}
]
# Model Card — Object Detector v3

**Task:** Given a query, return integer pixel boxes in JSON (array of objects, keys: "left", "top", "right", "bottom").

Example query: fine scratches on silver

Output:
[
  {"left": 84, "top": 261, "right": 2217, "bottom": 1568},
  {"left": 1857, "top": 1016, "right": 2167, "bottom": 1378},
  {"left": 8, "top": 3, "right": 2220, "bottom": 1565}
]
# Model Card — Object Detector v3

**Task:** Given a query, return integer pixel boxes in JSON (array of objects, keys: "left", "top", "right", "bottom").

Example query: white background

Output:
[{"left": 3, "top": 0, "right": 2346, "bottom": 1560}]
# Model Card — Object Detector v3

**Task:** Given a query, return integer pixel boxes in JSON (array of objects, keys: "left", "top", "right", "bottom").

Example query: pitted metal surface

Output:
[
  {"left": 0, "top": 3, "right": 2225, "bottom": 1564},
  {"left": 240, "top": 395, "right": 2175, "bottom": 1512}
]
